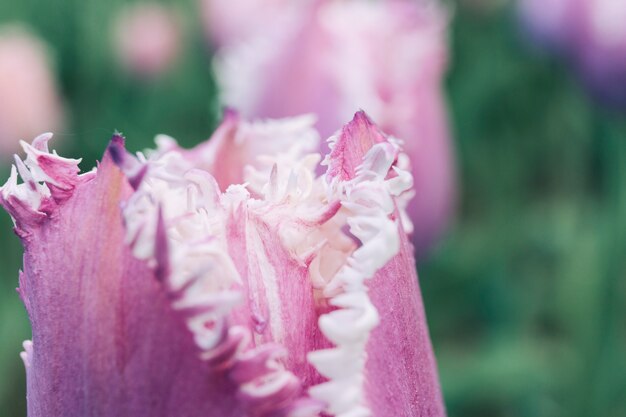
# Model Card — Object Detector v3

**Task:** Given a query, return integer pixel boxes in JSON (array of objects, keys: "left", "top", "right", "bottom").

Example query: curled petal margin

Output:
[
  {"left": 0, "top": 133, "right": 94, "bottom": 238},
  {"left": 308, "top": 139, "right": 413, "bottom": 417}
]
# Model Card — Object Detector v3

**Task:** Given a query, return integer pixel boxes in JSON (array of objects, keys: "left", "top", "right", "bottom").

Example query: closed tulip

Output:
[{"left": 1, "top": 111, "right": 445, "bottom": 417}]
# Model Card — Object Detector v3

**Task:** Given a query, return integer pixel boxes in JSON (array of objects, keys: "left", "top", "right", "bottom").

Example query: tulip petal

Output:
[
  {"left": 306, "top": 111, "right": 445, "bottom": 416},
  {"left": 3, "top": 135, "right": 250, "bottom": 417},
  {"left": 365, "top": 228, "right": 446, "bottom": 417}
]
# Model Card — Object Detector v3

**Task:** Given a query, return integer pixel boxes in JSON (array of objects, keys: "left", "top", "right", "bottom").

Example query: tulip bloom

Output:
[
  {"left": 112, "top": 3, "right": 182, "bottom": 78},
  {"left": 1, "top": 111, "right": 445, "bottom": 417},
  {"left": 0, "top": 25, "right": 64, "bottom": 159},
  {"left": 213, "top": 0, "right": 456, "bottom": 258},
  {"left": 518, "top": 0, "right": 626, "bottom": 106}
]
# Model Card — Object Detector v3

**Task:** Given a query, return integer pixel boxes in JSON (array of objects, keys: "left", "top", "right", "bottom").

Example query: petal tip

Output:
[
  {"left": 106, "top": 133, "right": 147, "bottom": 189},
  {"left": 107, "top": 132, "right": 127, "bottom": 166},
  {"left": 325, "top": 111, "right": 389, "bottom": 182}
]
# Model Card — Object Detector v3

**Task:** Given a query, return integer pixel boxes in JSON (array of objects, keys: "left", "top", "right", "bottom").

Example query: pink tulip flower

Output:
[
  {"left": 112, "top": 3, "right": 182, "bottom": 78},
  {"left": 214, "top": 0, "right": 456, "bottom": 258},
  {"left": 1, "top": 111, "right": 445, "bottom": 417},
  {"left": 0, "top": 112, "right": 445, "bottom": 417},
  {"left": 0, "top": 25, "right": 64, "bottom": 159},
  {"left": 519, "top": 0, "right": 626, "bottom": 106}
]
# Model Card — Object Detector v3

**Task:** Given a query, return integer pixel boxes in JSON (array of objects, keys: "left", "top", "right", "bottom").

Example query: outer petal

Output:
[
  {"left": 311, "top": 112, "right": 446, "bottom": 416},
  {"left": 366, "top": 228, "right": 446, "bottom": 416},
  {"left": 4, "top": 137, "right": 245, "bottom": 417}
]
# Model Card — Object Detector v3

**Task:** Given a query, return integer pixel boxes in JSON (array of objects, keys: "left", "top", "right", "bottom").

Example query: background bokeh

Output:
[{"left": 0, "top": 1, "right": 625, "bottom": 416}]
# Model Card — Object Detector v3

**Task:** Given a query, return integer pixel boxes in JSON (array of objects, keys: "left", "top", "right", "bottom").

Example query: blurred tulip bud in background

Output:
[
  {"left": 113, "top": 3, "right": 182, "bottom": 79},
  {"left": 0, "top": 111, "right": 445, "bottom": 417},
  {"left": 200, "top": 0, "right": 295, "bottom": 48},
  {"left": 518, "top": 0, "right": 573, "bottom": 52},
  {"left": 518, "top": 0, "right": 626, "bottom": 107},
  {"left": 0, "top": 25, "right": 64, "bottom": 160},
  {"left": 575, "top": 0, "right": 626, "bottom": 106},
  {"left": 212, "top": 0, "right": 457, "bottom": 259}
]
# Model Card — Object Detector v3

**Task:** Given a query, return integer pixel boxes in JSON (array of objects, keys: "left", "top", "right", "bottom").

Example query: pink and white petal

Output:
[
  {"left": 309, "top": 112, "right": 445, "bottom": 416},
  {"left": 164, "top": 110, "right": 319, "bottom": 194},
  {"left": 225, "top": 198, "right": 331, "bottom": 387}
]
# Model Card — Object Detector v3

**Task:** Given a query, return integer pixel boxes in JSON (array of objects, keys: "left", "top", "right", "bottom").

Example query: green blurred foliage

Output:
[{"left": 0, "top": 1, "right": 625, "bottom": 416}]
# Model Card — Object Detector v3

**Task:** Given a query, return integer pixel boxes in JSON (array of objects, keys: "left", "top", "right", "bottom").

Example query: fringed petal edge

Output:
[{"left": 0, "top": 133, "right": 95, "bottom": 238}]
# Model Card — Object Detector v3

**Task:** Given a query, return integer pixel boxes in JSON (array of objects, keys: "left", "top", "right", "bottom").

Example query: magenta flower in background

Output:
[
  {"left": 112, "top": 3, "right": 182, "bottom": 79},
  {"left": 1, "top": 111, "right": 446, "bottom": 417},
  {"left": 212, "top": 0, "right": 457, "bottom": 259},
  {"left": 0, "top": 25, "right": 64, "bottom": 160},
  {"left": 518, "top": 0, "right": 626, "bottom": 106},
  {"left": 518, "top": 0, "right": 574, "bottom": 51}
]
